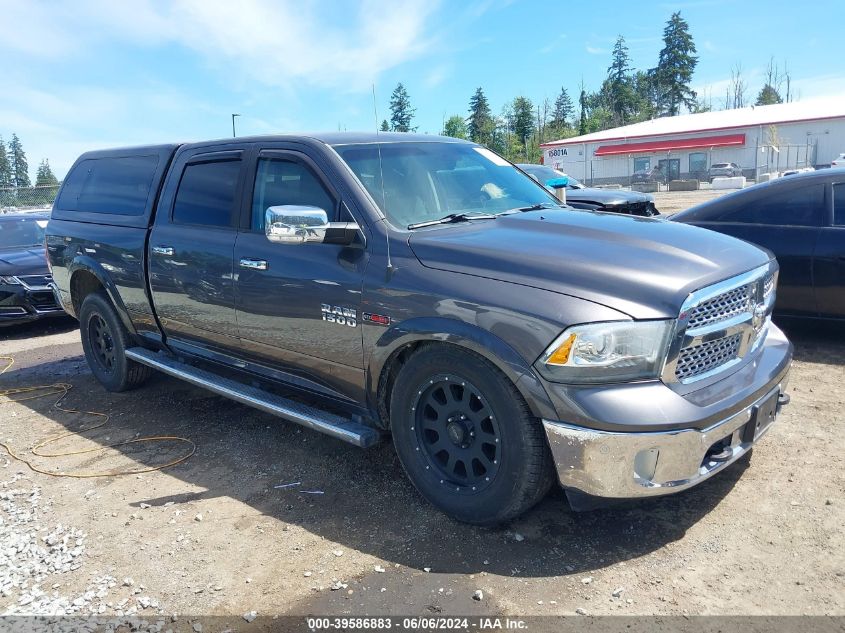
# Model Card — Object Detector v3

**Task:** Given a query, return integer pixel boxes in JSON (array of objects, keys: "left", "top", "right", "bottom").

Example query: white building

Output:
[{"left": 541, "top": 98, "right": 845, "bottom": 185}]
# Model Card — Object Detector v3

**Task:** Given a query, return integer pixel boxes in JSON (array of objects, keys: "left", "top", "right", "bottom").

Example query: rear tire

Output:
[
  {"left": 390, "top": 345, "right": 554, "bottom": 525},
  {"left": 79, "top": 292, "right": 152, "bottom": 392}
]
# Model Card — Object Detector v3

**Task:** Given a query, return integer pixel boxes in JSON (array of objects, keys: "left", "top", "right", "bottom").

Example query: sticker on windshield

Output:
[{"left": 473, "top": 147, "right": 510, "bottom": 167}]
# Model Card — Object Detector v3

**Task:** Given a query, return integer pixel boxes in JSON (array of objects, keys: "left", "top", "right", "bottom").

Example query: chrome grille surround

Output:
[
  {"left": 663, "top": 263, "right": 777, "bottom": 387},
  {"left": 16, "top": 274, "right": 53, "bottom": 290}
]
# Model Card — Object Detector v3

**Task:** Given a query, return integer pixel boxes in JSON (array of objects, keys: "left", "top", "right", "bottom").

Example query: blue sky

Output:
[{"left": 3, "top": 0, "right": 844, "bottom": 180}]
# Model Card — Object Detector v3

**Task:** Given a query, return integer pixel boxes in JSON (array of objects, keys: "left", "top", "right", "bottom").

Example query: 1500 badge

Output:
[{"left": 321, "top": 304, "right": 357, "bottom": 327}]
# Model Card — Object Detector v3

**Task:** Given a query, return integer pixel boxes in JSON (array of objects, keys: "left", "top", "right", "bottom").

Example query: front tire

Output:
[
  {"left": 79, "top": 292, "right": 152, "bottom": 392},
  {"left": 390, "top": 345, "right": 554, "bottom": 525}
]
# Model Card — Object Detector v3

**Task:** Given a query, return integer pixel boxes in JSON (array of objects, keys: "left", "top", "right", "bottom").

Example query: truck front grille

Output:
[
  {"left": 675, "top": 333, "right": 742, "bottom": 381},
  {"left": 665, "top": 265, "right": 774, "bottom": 386},
  {"left": 686, "top": 285, "right": 750, "bottom": 329}
]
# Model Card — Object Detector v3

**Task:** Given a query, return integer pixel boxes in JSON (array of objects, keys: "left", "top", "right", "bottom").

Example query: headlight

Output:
[
  {"left": 535, "top": 320, "right": 674, "bottom": 384},
  {"left": 0, "top": 275, "right": 21, "bottom": 285}
]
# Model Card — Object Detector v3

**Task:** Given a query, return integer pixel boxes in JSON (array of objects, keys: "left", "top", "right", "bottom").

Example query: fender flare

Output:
[
  {"left": 67, "top": 256, "right": 138, "bottom": 337},
  {"left": 366, "top": 316, "right": 558, "bottom": 422}
]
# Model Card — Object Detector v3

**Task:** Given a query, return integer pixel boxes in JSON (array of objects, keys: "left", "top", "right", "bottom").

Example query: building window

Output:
[
  {"left": 633, "top": 157, "right": 650, "bottom": 172},
  {"left": 689, "top": 152, "right": 708, "bottom": 175}
]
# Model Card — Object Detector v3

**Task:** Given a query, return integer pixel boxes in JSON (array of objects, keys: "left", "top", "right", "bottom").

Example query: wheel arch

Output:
[
  {"left": 69, "top": 257, "right": 137, "bottom": 337},
  {"left": 368, "top": 317, "right": 558, "bottom": 429}
]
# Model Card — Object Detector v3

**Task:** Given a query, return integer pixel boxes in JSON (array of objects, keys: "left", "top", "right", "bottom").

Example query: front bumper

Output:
[
  {"left": 541, "top": 326, "right": 792, "bottom": 499},
  {"left": 0, "top": 279, "right": 66, "bottom": 326}
]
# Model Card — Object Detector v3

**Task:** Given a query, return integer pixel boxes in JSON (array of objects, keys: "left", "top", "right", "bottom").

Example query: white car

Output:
[{"left": 831, "top": 153, "right": 845, "bottom": 168}]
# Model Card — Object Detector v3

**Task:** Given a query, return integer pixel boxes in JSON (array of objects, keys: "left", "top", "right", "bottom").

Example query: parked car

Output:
[
  {"left": 631, "top": 166, "right": 664, "bottom": 184},
  {"left": 672, "top": 168, "right": 845, "bottom": 319},
  {"left": 708, "top": 162, "right": 743, "bottom": 181},
  {"left": 0, "top": 211, "right": 65, "bottom": 326},
  {"left": 47, "top": 133, "right": 791, "bottom": 524},
  {"left": 517, "top": 164, "right": 660, "bottom": 217},
  {"left": 831, "top": 153, "right": 845, "bottom": 168}
]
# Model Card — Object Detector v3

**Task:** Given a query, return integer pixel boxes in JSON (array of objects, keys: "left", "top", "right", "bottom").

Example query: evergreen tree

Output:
[
  {"left": 35, "top": 159, "right": 59, "bottom": 187},
  {"left": 653, "top": 12, "right": 698, "bottom": 115},
  {"left": 467, "top": 87, "right": 494, "bottom": 146},
  {"left": 578, "top": 88, "right": 588, "bottom": 136},
  {"left": 442, "top": 115, "right": 468, "bottom": 139},
  {"left": 511, "top": 96, "right": 535, "bottom": 149},
  {"left": 603, "top": 35, "right": 639, "bottom": 125},
  {"left": 7, "top": 134, "right": 31, "bottom": 188},
  {"left": 755, "top": 84, "right": 783, "bottom": 106},
  {"left": 380, "top": 119, "right": 390, "bottom": 132},
  {"left": 551, "top": 87, "right": 574, "bottom": 129},
  {"left": 389, "top": 83, "right": 416, "bottom": 133},
  {"left": 0, "top": 137, "right": 12, "bottom": 189}
]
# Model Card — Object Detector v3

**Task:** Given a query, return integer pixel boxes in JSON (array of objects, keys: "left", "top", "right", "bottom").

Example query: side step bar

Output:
[{"left": 125, "top": 347, "right": 381, "bottom": 448}]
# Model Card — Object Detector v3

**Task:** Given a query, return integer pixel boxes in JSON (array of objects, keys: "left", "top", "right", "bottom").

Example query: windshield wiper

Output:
[
  {"left": 407, "top": 212, "right": 498, "bottom": 230},
  {"left": 497, "top": 202, "right": 561, "bottom": 216}
]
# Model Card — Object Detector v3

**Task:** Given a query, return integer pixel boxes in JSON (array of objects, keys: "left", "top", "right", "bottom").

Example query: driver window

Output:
[{"left": 251, "top": 158, "right": 335, "bottom": 231}]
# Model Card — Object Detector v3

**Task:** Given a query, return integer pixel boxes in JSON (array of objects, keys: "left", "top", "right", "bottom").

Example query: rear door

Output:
[
  {"left": 813, "top": 181, "right": 845, "bottom": 317},
  {"left": 695, "top": 183, "right": 824, "bottom": 316},
  {"left": 148, "top": 147, "right": 247, "bottom": 351},
  {"left": 233, "top": 146, "right": 368, "bottom": 399}
]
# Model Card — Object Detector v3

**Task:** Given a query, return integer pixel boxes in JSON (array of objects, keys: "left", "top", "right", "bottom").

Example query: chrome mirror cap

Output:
[{"left": 265, "top": 205, "right": 330, "bottom": 245}]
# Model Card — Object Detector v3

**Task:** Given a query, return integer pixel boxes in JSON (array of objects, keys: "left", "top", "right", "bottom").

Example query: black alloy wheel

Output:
[{"left": 412, "top": 375, "right": 501, "bottom": 493}]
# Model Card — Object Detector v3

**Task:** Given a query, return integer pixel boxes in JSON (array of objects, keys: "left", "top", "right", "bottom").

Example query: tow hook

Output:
[{"left": 777, "top": 392, "right": 791, "bottom": 413}]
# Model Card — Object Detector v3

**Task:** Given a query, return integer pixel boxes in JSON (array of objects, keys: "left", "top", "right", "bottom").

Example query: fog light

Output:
[{"left": 634, "top": 448, "right": 659, "bottom": 481}]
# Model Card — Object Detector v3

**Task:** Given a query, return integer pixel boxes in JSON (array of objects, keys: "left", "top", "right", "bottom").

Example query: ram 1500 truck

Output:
[{"left": 46, "top": 133, "right": 792, "bottom": 524}]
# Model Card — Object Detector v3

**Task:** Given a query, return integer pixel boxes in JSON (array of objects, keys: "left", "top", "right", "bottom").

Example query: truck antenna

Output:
[{"left": 373, "top": 83, "right": 395, "bottom": 280}]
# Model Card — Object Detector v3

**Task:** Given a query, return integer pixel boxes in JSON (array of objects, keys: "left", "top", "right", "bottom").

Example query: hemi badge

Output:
[{"left": 363, "top": 312, "right": 391, "bottom": 326}]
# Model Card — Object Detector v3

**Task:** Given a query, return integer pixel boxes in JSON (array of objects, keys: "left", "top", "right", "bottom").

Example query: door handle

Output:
[
  {"left": 239, "top": 258, "right": 269, "bottom": 271},
  {"left": 151, "top": 246, "right": 174, "bottom": 256}
]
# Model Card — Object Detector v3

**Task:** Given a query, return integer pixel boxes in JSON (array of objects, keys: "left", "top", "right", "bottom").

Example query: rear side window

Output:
[
  {"left": 57, "top": 155, "right": 159, "bottom": 215},
  {"left": 834, "top": 184, "right": 845, "bottom": 226},
  {"left": 718, "top": 184, "right": 824, "bottom": 227},
  {"left": 172, "top": 160, "right": 241, "bottom": 227}
]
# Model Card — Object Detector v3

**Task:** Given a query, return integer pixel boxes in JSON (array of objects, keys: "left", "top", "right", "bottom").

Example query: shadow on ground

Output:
[{"left": 2, "top": 355, "right": 754, "bottom": 589}]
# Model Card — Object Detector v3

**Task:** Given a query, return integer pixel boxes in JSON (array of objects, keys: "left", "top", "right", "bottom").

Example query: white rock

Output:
[
  {"left": 581, "top": 577, "right": 593, "bottom": 584},
  {"left": 374, "top": 565, "right": 385, "bottom": 573},
  {"left": 194, "top": 514, "right": 202, "bottom": 522},
  {"left": 575, "top": 608, "right": 588, "bottom": 615},
  {"left": 243, "top": 611, "right": 258, "bottom": 623},
  {"left": 192, "top": 623, "right": 203, "bottom": 633},
  {"left": 612, "top": 587, "right": 624, "bottom": 598},
  {"left": 513, "top": 533, "right": 525, "bottom": 542},
  {"left": 472, "top": 590, "right": 484, "bottom": 601},
  {"left": 332, "top": 550, "right": 343, "bottom": 557}
]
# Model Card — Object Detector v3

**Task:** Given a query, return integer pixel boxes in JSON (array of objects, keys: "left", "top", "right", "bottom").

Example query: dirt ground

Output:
[
  {"left": 652, "top": 188, "right": 732, "bottom": 215},
  {"left": 1, "top": 202, "right": 843, "bottom": 623}
]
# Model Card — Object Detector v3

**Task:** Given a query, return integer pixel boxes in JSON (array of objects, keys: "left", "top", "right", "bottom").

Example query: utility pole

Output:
[{"left": 231, "top": 113, "right": 241, "bottom": 138}]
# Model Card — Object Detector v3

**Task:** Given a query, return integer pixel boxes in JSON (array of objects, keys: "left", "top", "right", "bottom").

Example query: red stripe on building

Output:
[{"left": 591, "top": 134, "right": 746, "bottom": 156}]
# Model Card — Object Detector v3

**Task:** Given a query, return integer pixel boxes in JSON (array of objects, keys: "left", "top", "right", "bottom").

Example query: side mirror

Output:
[{"left": 265, "top": 205, "right": 360, "bottom": 246}]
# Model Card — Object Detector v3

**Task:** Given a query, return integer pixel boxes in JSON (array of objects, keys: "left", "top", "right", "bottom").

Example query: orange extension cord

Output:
[{"left": 0, "top": 355, "right": 195, "bottom": 478}]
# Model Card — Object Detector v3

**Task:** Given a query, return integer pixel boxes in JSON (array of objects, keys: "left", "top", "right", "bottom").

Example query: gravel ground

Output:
[{"left": 0, "top": 252, "right": 843, "bottom": 622}]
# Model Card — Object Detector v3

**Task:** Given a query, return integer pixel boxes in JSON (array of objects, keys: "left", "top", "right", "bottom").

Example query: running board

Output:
[{"left": 125, "top": 347, "right": 381, "bottom": 448}]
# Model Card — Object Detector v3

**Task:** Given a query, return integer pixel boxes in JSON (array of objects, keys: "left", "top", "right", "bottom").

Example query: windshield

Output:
[
  {"left": 334, "top": 142, "right": 558, "bottom": 229},
  {"left": 519, "top": 164, "right": 583, "bottom": 189},
  {"left": 0, "top": 217, "right": 47, "bottom": 249}
]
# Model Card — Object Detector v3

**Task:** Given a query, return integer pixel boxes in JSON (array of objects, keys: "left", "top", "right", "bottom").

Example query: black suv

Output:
[{"left": 0, "top": 212, "right": 64, "bottom": 326}]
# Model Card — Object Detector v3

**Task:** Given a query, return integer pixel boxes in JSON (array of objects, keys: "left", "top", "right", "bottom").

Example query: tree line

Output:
[
  {"left": 382, "top": 11, "right": 796, "bottom": 163},
  {"left": 0, "top": 133, "right": 58, "bottom": 190}
]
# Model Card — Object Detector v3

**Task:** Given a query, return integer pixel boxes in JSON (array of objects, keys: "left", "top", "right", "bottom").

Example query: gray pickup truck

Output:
[{"left": 46, "top": 133, "right": 792, "bottom": 524}]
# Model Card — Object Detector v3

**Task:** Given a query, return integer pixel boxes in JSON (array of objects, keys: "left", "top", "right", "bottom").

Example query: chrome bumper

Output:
[{"left": 543, "top": 380, "right": 789, "bottom": 499}]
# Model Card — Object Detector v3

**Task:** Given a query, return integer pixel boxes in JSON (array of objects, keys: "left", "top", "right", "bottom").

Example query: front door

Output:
[
  {"left": 148, "top": 149, "right": 246, "bottom": 350},
  {"left": 658, "top": 158, "right": 680, "bottom": 182},
  {"left": 233, "top": 149, "right": 368, "bottom": 399},
  {"left": 814, "top": 182, "right": 845, "bottom": 317}
]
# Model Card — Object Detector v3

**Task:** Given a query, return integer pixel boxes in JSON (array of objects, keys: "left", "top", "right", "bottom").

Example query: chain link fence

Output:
[
  {"left": 0, "top": 185, "right": 60, "bottom": 212},
  {"left": 571, "top": 143, "right": 815, "bottom": 188}
]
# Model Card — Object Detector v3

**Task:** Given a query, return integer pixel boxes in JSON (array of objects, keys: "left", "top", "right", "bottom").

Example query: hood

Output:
[
  {"left": 408, "top": 210, "right": 772, "bottom": 320},
  {"left": 0, "top": 247, "right": 50, "bottom": 277},
  {"left": 566, "top": 187, "right": 650, "bottom": 207}
]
